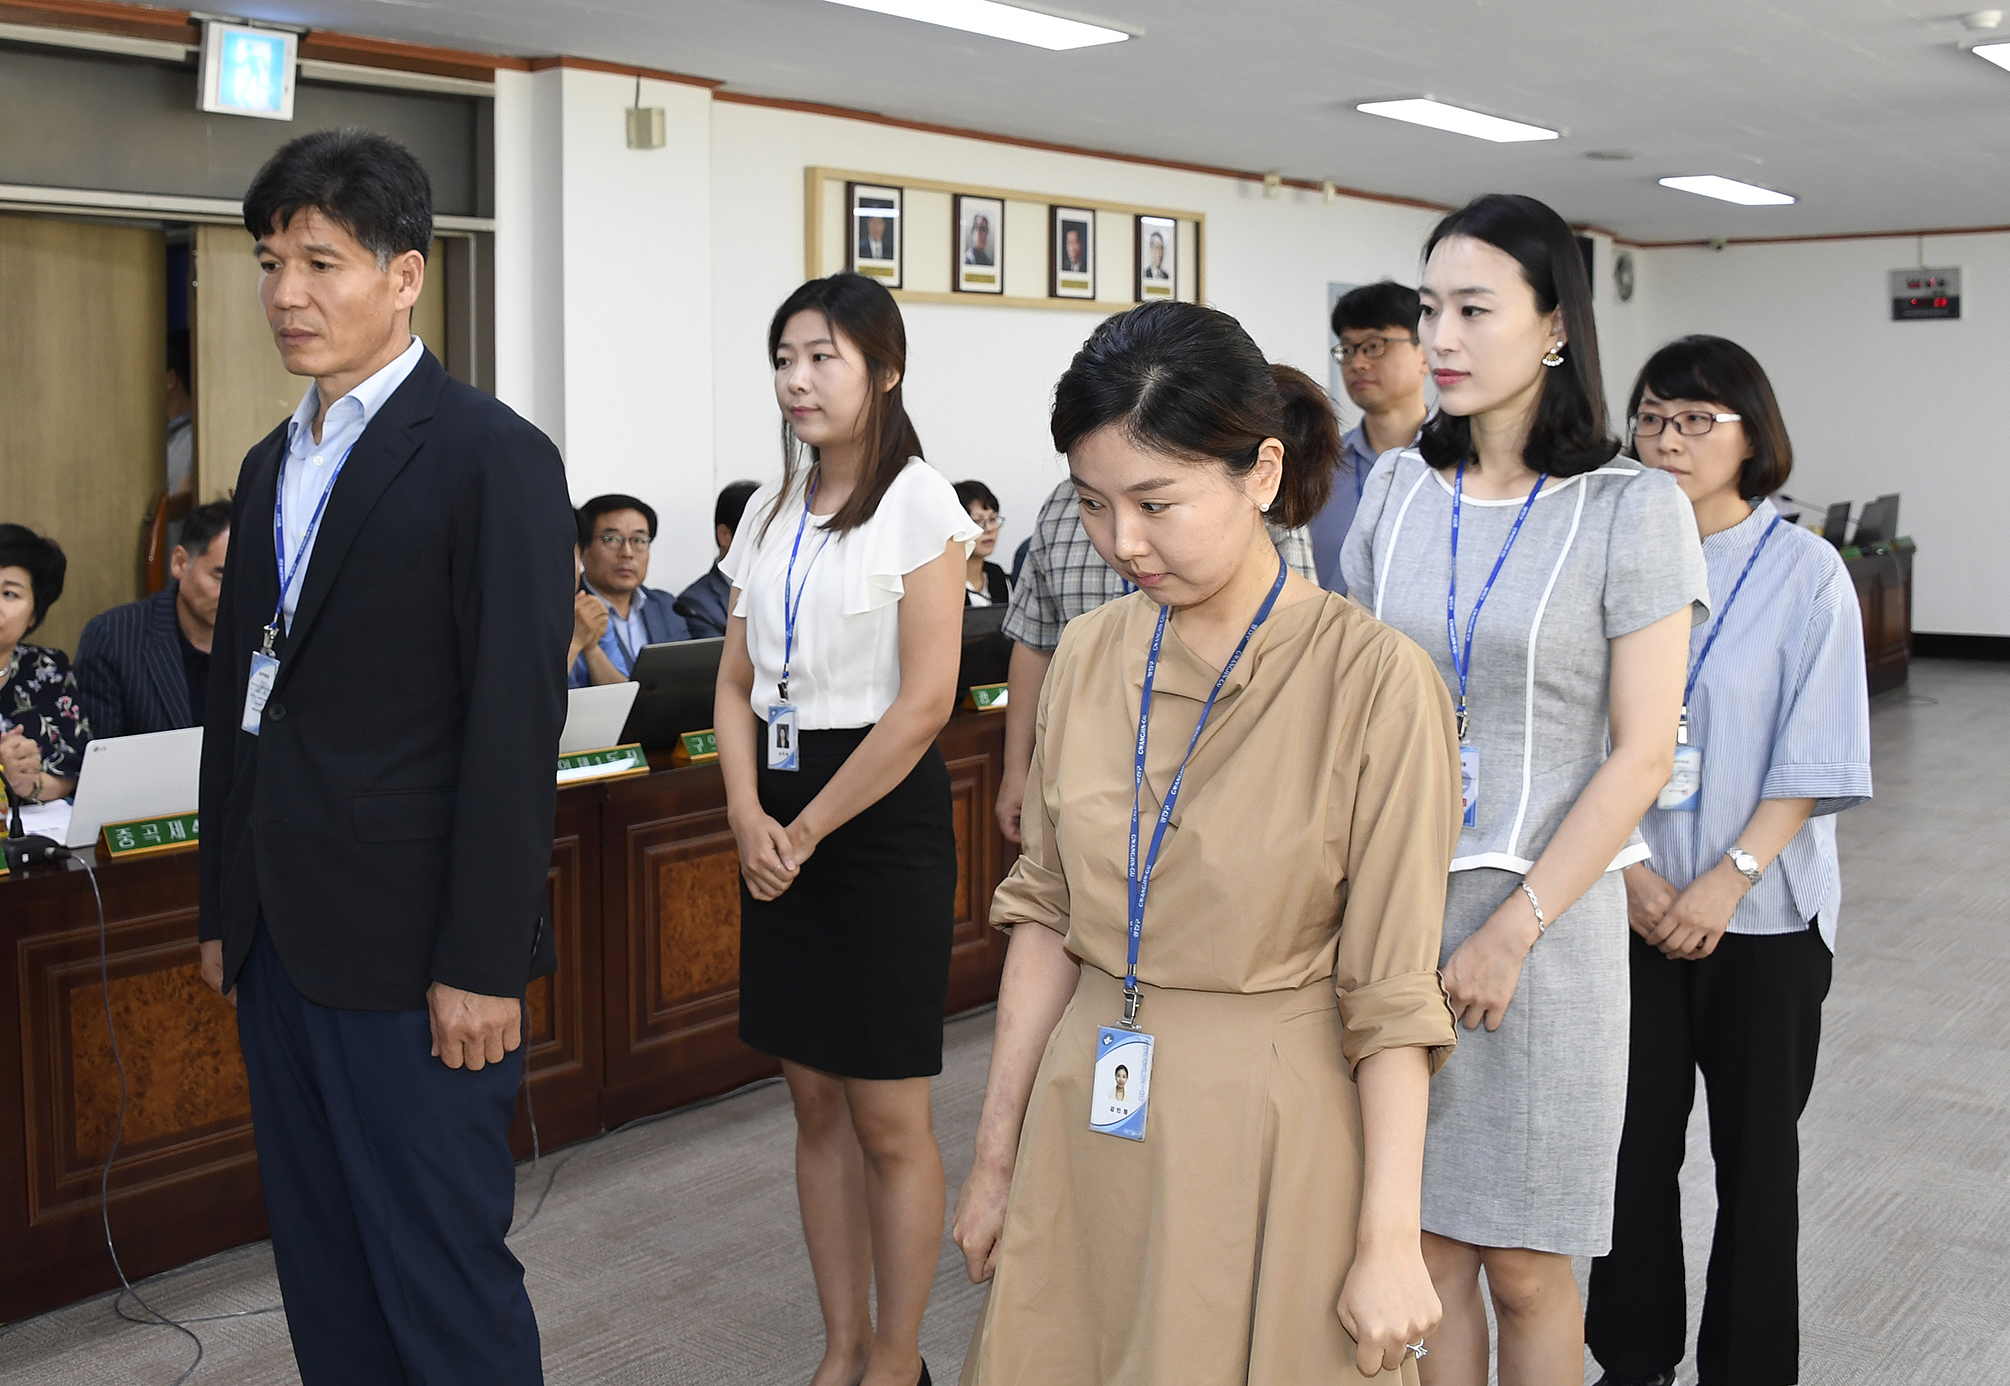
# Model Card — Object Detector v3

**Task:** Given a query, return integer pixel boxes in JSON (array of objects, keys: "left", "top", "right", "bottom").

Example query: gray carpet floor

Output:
[{"left": 3, "top": 658, "right": 2004, "bottom": 1385}]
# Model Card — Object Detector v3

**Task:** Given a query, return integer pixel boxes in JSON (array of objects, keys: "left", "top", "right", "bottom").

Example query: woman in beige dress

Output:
[{"left": 950, "top": 302, "right": 1464, "bottom": 1384}]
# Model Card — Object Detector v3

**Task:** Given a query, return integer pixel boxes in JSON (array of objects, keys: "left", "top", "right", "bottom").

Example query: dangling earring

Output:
[{"left": 1542, "top": 343, "right": 1565, "bottom": 368}]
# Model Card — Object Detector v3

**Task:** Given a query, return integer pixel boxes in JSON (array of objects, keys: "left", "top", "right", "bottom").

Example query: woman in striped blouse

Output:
[{"left": 1586, "top": 336, "right": 1873, "bottom": 1386}]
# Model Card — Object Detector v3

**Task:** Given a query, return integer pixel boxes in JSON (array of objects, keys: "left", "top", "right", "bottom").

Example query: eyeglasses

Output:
[
  {"left": 973, "top": 513, "right": 1005, "bottom": 531},
  {"left": 1331, "top": 334, "right": 1418, "bottom": 364},
  {"left": 594, "top": 533, "right": 652, "bottom": 552},
  {"left": 1631, "top": 410, "right": 1741, "bottom": 438}
]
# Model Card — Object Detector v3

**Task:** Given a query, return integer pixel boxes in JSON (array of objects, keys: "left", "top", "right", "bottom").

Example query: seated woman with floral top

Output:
[{"left": 0, "top": 525, "right": 87, "bottom": 806}]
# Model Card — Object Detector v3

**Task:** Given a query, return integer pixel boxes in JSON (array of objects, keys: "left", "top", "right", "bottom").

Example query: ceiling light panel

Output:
[
  {"left": 1972, "top": 41, "right": 2010, "bottom": 71},
  {"left": 1658, "top": 175, "right": 1795, "bottom": 206},
  {"left": 1355, "top": 98, "right": 1558, "bottom": 143},
  {"left": 821, "top": 0, "right": 1129, "bottom": 50}
]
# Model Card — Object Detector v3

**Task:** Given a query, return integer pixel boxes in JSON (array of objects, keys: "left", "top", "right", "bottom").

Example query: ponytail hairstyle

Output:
[
  {"left": 760, "top": 273, "right": 925, "bottom": 541},
  {"left": 1050, "top": 301, "right": 1340, "bottom": 529},
  {"left": 1417, "top": 193, "right": 1617, "bottom": 477}
]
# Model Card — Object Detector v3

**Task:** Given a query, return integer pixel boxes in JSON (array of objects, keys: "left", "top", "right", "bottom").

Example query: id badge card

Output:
[
  {"left": 241, "top": 652, "right": 280, "bottom": 735},
  {"left": 1459, "top": 745, "right": 1480, "bottom": 828},
  {"left": 1656, "top": 742, "right": 1703, "bottom": 812},
  {"left": 765, "top": 703, "right": 800, "bottom": 771},
  {"left": 1090, "top": 1026, "right": 1154, "bottom": 1142}
]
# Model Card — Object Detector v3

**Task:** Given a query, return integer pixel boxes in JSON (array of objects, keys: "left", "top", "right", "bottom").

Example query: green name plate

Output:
[
  {"left": 102, "top": 811, "right": 200, "bottom": 860},
  {"left": 964, "top": 682, "right": 1009, "bottom": 711},
  {"left": 555, "top": 743, "right": 650, "bottom": 784},
  {"left": 673, "top": 729, "right": 719, "bottom": 765}
]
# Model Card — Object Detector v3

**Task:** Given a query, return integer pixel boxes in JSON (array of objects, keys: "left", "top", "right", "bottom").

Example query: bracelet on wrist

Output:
[{"left": 1519, "top": 879, "right": 1547, "bottom": 941}]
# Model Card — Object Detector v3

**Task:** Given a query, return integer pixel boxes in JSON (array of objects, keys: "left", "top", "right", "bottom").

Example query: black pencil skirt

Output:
[{"left": 738, "top": 725, "right": 958, "bottom": 1080}]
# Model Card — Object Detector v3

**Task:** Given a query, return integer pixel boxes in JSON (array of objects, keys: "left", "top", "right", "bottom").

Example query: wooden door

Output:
[
  {"left": 0, "top": 213, "right": 165, "bottom": 658},
  {"left": 193, "top": 229, "right": 450, "bottom": 501}
]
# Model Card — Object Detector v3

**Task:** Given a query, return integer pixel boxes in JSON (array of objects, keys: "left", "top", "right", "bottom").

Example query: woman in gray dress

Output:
[{"left": 1341, "top": 194, "right": 1708, "bottom": 1386}]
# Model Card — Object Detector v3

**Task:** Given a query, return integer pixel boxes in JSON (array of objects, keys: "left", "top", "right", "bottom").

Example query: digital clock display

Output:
[{"left": 1889, "top": 267, "right": 1962, "bottom": 321}]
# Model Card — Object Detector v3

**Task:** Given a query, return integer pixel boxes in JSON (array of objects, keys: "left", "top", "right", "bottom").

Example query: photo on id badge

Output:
[
  {"left": 767, "top": 704, "right": 800, "bottom": 771},
  {"left": 1091, "top": 1026, "right": 1153, "bottom": 1141}
]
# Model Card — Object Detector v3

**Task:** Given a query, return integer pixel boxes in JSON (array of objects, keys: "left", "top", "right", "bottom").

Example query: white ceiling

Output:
[{"left": 248, "top": 0, "right": 2010, "bottom": 241}]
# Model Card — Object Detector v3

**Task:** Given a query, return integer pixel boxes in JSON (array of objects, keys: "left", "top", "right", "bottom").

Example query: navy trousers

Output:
[
  {"left": 1587, "top": 926, "right": 1831, "bottom": 1386},
  {"left": 235, "top": 925, "right": 543, "bottom": 1385}
]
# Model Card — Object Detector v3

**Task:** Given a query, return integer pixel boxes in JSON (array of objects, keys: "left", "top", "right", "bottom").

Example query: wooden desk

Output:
[
  {"left": 1844, "top": 545, "right": 1914, "bottom": 695},
  {"left": 0, "top": 713, "right": 1012, "bottom": 1322}
]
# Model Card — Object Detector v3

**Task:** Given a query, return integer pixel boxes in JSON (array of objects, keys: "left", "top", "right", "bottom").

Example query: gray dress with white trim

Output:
[{"left": 1342, "top": 448, "right": 1708, "bottom": 1255}]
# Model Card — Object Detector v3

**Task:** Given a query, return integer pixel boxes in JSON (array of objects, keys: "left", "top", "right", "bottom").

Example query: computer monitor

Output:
[
  {"left": 959, "top": 604, "right": 1011, "bottom": 699},
  {"left": 1853, "top": 493, "right": 1900, "bottom": 547},
  {"left": 620, "top": 638, "right": 725, "bottom": 752},
  {"left": 1821, "top": 501, "right": 1852, "bottom": 547}
]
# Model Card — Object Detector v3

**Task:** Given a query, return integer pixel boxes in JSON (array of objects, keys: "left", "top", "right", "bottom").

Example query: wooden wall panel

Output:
[{"left": 0, "top": 212, "right": 165, "bottom": 656}]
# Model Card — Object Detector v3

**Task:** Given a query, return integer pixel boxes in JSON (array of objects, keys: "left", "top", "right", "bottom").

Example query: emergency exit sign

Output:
[{"left": 1890, "top": 268, "right": 1961, "bottom": 321}]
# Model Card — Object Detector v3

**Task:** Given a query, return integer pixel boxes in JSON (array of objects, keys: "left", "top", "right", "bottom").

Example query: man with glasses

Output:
[
  {"left": 1310, "top": 280, "right": 1431, "bottom": 593},
  {"left": 571, "top": 493, "right": 691, "bottom": 687}
]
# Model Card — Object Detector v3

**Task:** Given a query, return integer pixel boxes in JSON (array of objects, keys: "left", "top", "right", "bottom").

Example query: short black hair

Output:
[
  {"left": 242, "top": 127, "right": 433, "bottom": 267},
  {"left": 1627, "top": 336, "right": 1794, "bottom": 499},
  {"left": 167, "top": 329, "right": 192, "bottom": 391},
  {"left": 576, "top": 494, "right": 658, "bottom": 548},
  {"left": 177, "top": 500, "right": 234, "bottom": 559},
  {"left": 1332, "top": 280, "right": 1421, "bottom": 339},
  {"left": 953, "top": 479, "right": 1000, "bottom": 514},
  {"left": 715, "top": 481, "right": 760, "bottom": 535},
  {"left": 0, "top": 524, "right": 67, "bottom": 635}
]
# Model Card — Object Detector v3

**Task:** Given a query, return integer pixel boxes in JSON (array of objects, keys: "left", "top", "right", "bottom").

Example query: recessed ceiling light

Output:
[
  {"left": 820, "top": 0, "right": 1129, "bottom": 50},
  {"left": 1355, "top": 98, "right": 1558, "bottom": 143},
  {"left": 1658, "top": 175, "right": 1795, "bottom": 206},
  {"left": 1972, "top": 40, "right": 2010, "bottom": 70}
]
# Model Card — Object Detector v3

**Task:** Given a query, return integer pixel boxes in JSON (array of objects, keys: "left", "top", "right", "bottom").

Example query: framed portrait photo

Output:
[
  {"left": 848, "top": 182, "right": 903, "bottom": 288},
  {"left": 1051, "top": 205, "right": 1096, "bottom": 299},
  {"left": 1136, "top": 215, "right": 1177, "bottom": 301},
  {"left": 954, "top": 193, "right": 1004, "bottom": 294}
]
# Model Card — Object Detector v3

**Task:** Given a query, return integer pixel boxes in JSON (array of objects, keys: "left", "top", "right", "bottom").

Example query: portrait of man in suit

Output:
[
  {"left": 1061, "top": 221, "right": 1088, "bottom": 274},
  {"left": 964, "top": 212, "right": 994, "bottom": 266},
  {"left": 1143, "top": 230, "right": 1171, "bottom": 280},
  {"left": 856, "top": 210, "right": 896, "bottom": 262},
  {"left": 198, "top": 128, "right": 571, "bottom": 1385}
]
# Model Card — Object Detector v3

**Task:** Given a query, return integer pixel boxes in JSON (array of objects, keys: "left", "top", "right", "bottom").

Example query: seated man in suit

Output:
[
  {"left": 673, "top": 479, "right": 758, "bottom": 640},
  {"left": 570, "top": 493, "right": 690, "bottom": 686},
  {"left": 74, "top": 499, "right": 232, "bottom": 738}
]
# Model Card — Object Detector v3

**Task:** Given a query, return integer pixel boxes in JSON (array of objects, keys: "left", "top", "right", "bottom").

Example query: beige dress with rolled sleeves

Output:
[{"left": 961, "top": 589, "right": 1462, "bottom": 1386}]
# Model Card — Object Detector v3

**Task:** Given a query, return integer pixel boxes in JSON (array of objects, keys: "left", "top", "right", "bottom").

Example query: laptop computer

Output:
[
  {"left": 1853, "top": 493, "right": 1900, "bottom": 547},
  {"left": 559, "top": 681, "right": 641, "bottom": 754},
  {"left": 1821, "top": 501, "right": 1852, "bottom": 547},
  {"left": 621, "top": 638, "right": 725, "bottom": 752},
  {"left": 65, "top": 726, "right": 204, "bottom": 849}
]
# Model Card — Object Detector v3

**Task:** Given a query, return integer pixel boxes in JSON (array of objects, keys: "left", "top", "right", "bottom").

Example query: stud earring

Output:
[{"left": 1542, "top": 344, "right": 1565, "bottom": 368}]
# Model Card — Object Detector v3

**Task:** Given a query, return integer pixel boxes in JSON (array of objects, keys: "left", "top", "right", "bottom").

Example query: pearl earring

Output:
[{"left": 1542, "top": 344, "right": 1565, "bottom": 368}]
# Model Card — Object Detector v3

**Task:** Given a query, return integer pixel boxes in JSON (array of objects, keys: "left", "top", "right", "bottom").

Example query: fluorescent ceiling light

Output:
[
  {"left": 821, "top": 0, "right": 1129, "bottom": 50},
  {"left": 1973, "top": 41, "right": 2010, "bottom": 71},
  {"left": 1658, "top": 175, "right": 1795, "bottom": 206},
  {"left": 1355, "top": 98, "right": 1558, "bottom": 143}
]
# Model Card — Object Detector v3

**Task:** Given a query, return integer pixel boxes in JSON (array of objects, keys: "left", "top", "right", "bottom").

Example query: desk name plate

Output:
[
  {"left": 555, "top": 744, "right": 650, "bottom": 785},
  {"left": 102, "top": 811, "right": 201, "bottom": 860}
]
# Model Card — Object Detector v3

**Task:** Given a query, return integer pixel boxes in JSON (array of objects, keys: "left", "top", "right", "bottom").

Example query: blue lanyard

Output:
[
  {"left": 778, "top": 474, "right": 832, "bottom": 703},
  {"left": 265, "top": 433, "right": 357, "bottom": 654},
  {"left": 1122, "top": 554, "right": 1288, "bottom": 1026},
  {"left": 1681, "top": 513, "right": 1782, "bottom": 724},
  {"left": 1446, "top": 461, "right": 1546, "bottom": 741}
]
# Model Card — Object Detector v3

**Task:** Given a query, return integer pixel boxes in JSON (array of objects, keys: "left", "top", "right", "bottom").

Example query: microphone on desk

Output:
[{"left": 1, "top": 770, "right": 68, "bottom": 869}]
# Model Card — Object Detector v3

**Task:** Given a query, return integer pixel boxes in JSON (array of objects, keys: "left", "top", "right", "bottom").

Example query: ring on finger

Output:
[{"left": 1406, "top": 1341, "right": 1427, "bottom": 1359}]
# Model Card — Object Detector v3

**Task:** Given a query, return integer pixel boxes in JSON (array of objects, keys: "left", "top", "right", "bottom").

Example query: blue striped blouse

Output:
[{"left": 1638, "top": 498, "right": 1872, "bottom": 950}]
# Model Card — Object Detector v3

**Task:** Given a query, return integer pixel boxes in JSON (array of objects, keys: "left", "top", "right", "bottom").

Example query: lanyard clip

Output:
[
  {"left": 260, "top": 621, "right": 279, "bottom": 658},
  {"left": 1455, "top": 705, "right": 1469, "bottom": 743},
  {"left": 777, "top": 680, "right": 789, "bottom": 704},
  {"left": 1676, "top": 707, "right": 1689, "bottom": 746},
  {"left": 1120, "top": 985, "right": 1142, "bottom": 1031}
]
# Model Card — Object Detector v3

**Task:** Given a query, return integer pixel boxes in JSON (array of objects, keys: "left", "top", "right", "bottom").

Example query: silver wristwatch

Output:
[{"left": 1725, "top": 846, "right": 1763, "bottom": 887}]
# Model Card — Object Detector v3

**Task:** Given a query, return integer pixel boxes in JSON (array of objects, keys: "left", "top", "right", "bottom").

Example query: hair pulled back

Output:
[
  {"left": 1050, "top": 301, "right": 1340, "bottom": 529},
  {"left": 761, "top": 273, "right": 925, "bottom": 541},
  {"left": 1418, "top": 193, "right": 1617, "bottom": 478}
]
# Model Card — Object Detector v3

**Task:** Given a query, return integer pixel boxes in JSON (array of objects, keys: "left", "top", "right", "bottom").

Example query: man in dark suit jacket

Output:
[
  {"left": 197, "top": 129, "right": 570, "bottom": 1386},
  {"left": 74, "top": 500, "right": 232, "bottom": 739},
  {"left": 673, "top": 479, "right": 759, "bottom": 640}
]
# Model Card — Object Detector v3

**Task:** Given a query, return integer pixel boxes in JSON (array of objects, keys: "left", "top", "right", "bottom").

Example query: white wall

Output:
[
  {"left": 703, "top": 99, "right": 1442, "bottom": 589},
  {"left": 1621, "top": 233, "right": 2010, "bottom": 637}
]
